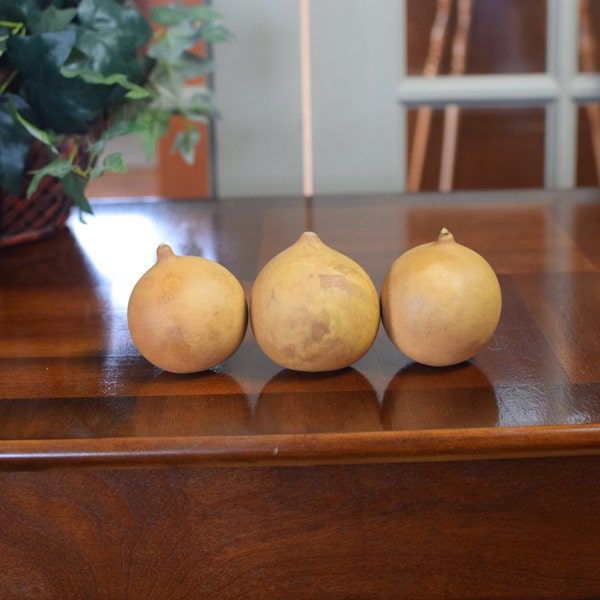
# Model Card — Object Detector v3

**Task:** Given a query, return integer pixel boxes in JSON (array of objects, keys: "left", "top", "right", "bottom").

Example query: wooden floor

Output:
[{"left": 86, "top": 168, "right": 159, "bottom": 199}]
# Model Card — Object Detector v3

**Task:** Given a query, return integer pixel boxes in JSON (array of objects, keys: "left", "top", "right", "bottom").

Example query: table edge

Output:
[{"left": 1, "top": 424, "right": 600, "bottom": 471}]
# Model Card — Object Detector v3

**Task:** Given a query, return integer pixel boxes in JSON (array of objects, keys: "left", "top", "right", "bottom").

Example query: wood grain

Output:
[
  {"left": 1, "top": 458, "right": 600, "bottom": 599},
  {"left": 1, "top": 189, "right": 600, "bottom": 597}
]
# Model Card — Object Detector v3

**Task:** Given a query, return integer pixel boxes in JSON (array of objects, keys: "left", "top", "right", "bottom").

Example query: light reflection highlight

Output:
[
  {"left": 69, "top": 210, "right": 218, "bottom": 310},
  {"left": 70, "top": 213, "right": 165, "bottom": 309}
]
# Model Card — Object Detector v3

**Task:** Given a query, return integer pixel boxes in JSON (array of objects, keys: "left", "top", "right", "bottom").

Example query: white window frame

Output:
[{"left": 396, "top": 0, "right": 600, "bottom": 189}]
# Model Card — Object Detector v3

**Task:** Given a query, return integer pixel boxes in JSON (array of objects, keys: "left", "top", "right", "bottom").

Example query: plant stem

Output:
[
  {"left": 0, "top": 70, "right": 17, "bottom": 95},
  {"left": 0, "top": 21, "right": 25, "bottom": 34}
]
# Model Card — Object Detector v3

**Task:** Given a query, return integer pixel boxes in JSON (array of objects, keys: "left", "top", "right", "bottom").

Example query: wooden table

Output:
[{"left": 1, "top": 189, "right": 600, "bottom": 598}]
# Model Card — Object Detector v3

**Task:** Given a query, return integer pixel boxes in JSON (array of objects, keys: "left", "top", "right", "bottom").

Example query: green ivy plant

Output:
[{"left": 0, "top": 0, "right": 230, "bottom": 214}]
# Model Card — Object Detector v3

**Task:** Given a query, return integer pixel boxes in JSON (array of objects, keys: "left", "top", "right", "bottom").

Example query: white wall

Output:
[{"left": 212, "top": 0, "right": 402, "bottom": 197}]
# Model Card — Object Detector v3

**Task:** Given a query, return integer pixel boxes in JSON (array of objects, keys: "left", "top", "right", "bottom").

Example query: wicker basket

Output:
[{"left": 0, "top": 140, "right": 78, "bottom": 249}]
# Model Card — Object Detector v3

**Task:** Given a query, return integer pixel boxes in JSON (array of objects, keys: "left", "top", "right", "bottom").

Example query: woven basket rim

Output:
[{"left": 0, "top": 140, "right": 79, "bottom": 247}]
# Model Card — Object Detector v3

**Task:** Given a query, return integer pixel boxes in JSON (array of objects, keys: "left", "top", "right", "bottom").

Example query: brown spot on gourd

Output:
[
  {"left": 158, "top": 273, "right": 183, "bottom": 303},
  {"left": 331, "top": 262, "right": 353, "bottom": 275},
  {"left": 311, "top": 321, "right": 330, "bottom": 341},
  {"left": 318, "top": 274, "right": 356, "bottom": 293},
  {"left": 282, "top": 344, "right": 299, "bottom": 359}
]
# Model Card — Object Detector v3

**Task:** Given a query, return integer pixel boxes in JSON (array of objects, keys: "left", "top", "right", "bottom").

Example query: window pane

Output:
[
  {"left": 406, "top": 0, "right": 547, "bottom": 76},
  {"left": 577, "top": 104, "right": 600, "bottom": 186},
  {"left": 407, "top": 107, "right": 545, "bottom": 190},
  {"left": 579, "top": 0, "right": 600, "bottom": 73}
]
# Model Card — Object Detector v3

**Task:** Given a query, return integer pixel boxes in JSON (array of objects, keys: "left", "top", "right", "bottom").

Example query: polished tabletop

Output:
[{"left": 1, "top": 188, "right": 599, "bottom": 470}]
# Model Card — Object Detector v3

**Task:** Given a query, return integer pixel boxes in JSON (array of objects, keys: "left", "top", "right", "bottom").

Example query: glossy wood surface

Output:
[
  {"left": 2, "top": 188, "right": 600, "bottom": 468},
  {"left": 1, "top": 189, "right": 600, "bottom": 598}
]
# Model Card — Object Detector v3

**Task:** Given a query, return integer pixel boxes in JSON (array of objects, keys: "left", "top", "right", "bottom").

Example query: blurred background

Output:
[{"left": 88, "top": 0, "right": 600, "bottom": 199}]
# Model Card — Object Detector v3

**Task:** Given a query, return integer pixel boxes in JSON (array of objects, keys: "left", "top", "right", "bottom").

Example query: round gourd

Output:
[
  {"left": 250, "top": 231, "right": 380, "bottom": 372},
  {"left": 380, "top": 228, "right": 501, "bottom": 367},
  {"left": 127, "top": 244, "right": 247, "bottom": 373}
]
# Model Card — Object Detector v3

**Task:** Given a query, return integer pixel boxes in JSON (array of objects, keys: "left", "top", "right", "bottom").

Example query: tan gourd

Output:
[
  {"left": 250, "top": 232, "right": 380, "bottom": 372},
  {"left": 127, "top": 244, "right": 247, "bottom": 373},
  {"left": 380, "top": 228, "right": 502, "bottom": 367}
]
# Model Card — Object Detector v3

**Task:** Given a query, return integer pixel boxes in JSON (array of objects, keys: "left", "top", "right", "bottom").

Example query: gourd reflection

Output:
[
  {"left": 133, "top": 371, "right": 251, "bottom": 436},
  {"left": 382, "top": 362, "right": 499, "bottom": 430},
  {"left": 254, "top": 368, "right": 381, "bottom": 434}
]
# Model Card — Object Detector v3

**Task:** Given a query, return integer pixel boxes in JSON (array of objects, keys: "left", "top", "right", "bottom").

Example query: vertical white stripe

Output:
[
  {"left": 300, "top": 0, "right": 314, "bottom": 198},
  {"left": 397, "top": 0, "right": 407, "bottom": 190},
  {"left": 545, "top": 0, "right": 579, "bottom": 188}
]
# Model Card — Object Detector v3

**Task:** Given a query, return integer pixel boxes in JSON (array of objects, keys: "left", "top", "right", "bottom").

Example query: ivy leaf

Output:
[
  {"left": 133, "top": 108, "right": 172, "bottom": 160},
  {"left": 26, "top": 158, "right": 72, "bottom": 198},
  {"left": 0, "top": 0, "right": 30, "bottom": 24},
  {"left": 89, "top": 152, "right": 126, "bottom": 181},
  {"left": 60, "top": 170, "right": 93, "bottom": 214},
  {"left": 7, "top": 96, "right": 57, "bottom": 146},
  {"left": 0, "top": 95, "right": 35, "bottom": 193},
  {"left": 75, "top": 0, "right": 152, "bottom": 80},
  {"left": 77, "top": 0, "right": 153, "bottom": 49},
  {"left": 31, "top": 6, "right": 78, "bottom": 35},
  {"left": 148, "top": 21, "right": 205, "bottom": 60},
  {"left": 102, "top": 118, "right": 147, "bottom": 140},
  {"left": 60, "top": 67, "right": 149, "bottom": 99},
  {"left": 184, "top": 91, "right": 217, "bottom": 121},
  {"left": 150, "top": 52, "right": 215, "bottom": 101},
  {"left": 171, "top": 127, "right": 200, "bottom": 165},
  {"left": 1, "top": 0, "right": 231, "bottom": 203},
  {"left": 8, "top": 29, "right": 76, "bottom": 77},
  {"left": 200, "top": 22, "right": 232, "bottom": 44},
  {"left": 8, "top": 30, "right": 114, "bottom": 132},
  {"left": 87, "top": 118, "right": 146, "bottom": 155},
  {"left": 150, "top": 4, "right": 224, "bottom": 26},
  {"left": 102, "top": 152, "right": 126, "bottom": 172}
]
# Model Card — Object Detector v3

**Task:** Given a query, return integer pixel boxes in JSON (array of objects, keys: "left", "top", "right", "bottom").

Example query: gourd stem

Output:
[{"left": 438, "top": 227, "right": 455, "bottom": 242}]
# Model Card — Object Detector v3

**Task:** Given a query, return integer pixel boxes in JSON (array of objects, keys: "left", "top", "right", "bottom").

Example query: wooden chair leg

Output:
[
  {"left": 439, "top": 0, "right": 472, "bottom": 192},
  {"left": 407, "top": 0, "right": 452, "bottom": 192}
]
